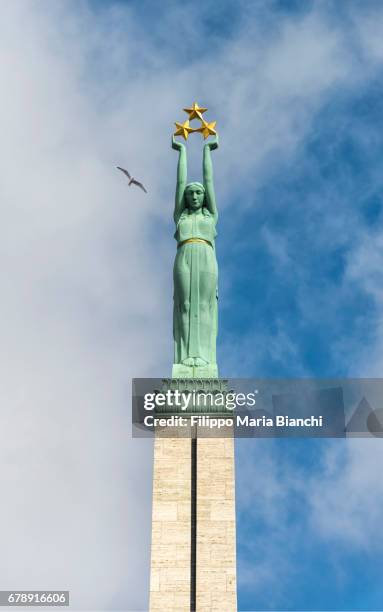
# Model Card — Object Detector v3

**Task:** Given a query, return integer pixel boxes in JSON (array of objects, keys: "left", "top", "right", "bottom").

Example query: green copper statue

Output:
[{"left": 171, "top": 134, "right": 219, "bottom": 378}]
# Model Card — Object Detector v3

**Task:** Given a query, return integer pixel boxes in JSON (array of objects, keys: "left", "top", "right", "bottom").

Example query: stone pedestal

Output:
[{"left": 149, "top": 381, "right": 237, "bottom": 611}]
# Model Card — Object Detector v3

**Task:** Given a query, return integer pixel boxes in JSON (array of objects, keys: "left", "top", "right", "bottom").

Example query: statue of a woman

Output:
[{"left": 171, "top": 135, "right": 219, "bottom": 377}]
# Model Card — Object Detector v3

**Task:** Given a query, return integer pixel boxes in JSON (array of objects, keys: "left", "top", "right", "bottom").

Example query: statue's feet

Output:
[
  {"left": 182, "top": 357, "right": 194, "bottom": 366},
  {"left": 181, "top": 357, "right": 208, "bottom": 366},
  {"left": 195, "top": 357, "right": 208, "bottom": 366}
]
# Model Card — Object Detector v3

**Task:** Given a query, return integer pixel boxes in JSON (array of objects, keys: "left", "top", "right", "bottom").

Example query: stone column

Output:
[
  {"left": 149, "top": 436, "right": 192, "bottom": 611},
  {"left": 196, "top": 436, "right": 237, "bottom": 611},
  {"left": 148, "top": 381, "right": 237, "bottom": 611}
]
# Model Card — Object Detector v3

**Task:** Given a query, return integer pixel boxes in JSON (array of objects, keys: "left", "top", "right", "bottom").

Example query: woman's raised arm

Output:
[
  {"left": 172, "top": 136, "right": 187, "bottom": 225},
  {"left": 203, "top": 136, "right": 218, "bottom": 223}
]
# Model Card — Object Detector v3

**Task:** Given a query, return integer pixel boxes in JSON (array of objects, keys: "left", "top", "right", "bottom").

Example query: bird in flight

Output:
[{"left": 116, "top": 166, "right": 147, "bottom": 193}]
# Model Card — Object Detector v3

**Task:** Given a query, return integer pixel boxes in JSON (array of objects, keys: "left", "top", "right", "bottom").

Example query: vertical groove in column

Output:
[{"left": 190, "top": 437, "right": 197, "bottom": 612}]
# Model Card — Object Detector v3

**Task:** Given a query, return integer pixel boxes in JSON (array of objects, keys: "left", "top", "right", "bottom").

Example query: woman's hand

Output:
[
  {"left": 172, "top": 135, "right": 186, "bottom": 151},
  {"left": 204, "top": 135, "right": 219, "bottom": 151}
]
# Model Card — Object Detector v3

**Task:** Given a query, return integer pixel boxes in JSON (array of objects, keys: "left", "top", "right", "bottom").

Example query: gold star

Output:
[
  {"left": 183, "top": 102, "right": 208, "bottom": 121},
  {"left": 174, "top": 120, "right": 194, "bottom": 140},
  {"left": 196, "top": 119, "right": 217, "bottom": 139}
]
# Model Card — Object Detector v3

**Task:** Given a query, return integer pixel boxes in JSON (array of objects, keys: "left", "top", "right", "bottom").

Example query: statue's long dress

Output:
[{"left": 173, "top": 209, "right": 218, "bottom": 365}]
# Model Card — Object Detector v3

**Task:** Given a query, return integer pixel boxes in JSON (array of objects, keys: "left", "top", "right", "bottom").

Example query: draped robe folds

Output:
[{"left": 173, "top": 208, "right": 218, "bottom": 365}]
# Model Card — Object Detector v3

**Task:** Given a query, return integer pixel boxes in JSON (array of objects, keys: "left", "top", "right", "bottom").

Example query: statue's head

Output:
[{"left": 184, "top": 182, "right": 205, "bottom": 212}]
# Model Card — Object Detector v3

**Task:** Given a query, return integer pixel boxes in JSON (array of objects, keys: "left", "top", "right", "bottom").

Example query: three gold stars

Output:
[{"left": 173, "top": 102, "right": 217, "bottom": 140}]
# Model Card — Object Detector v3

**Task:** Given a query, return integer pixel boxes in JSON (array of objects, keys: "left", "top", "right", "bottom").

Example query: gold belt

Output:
[{"left": 177, "top": 238, "right": 212, "bottom": 248}]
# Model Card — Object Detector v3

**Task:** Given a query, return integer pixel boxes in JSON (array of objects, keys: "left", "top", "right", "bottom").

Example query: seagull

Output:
[{"left": 116, "top": 166, "right": 147, "bottom": 193}]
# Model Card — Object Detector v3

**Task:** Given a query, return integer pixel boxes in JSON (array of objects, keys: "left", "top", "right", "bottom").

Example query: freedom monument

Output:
[{"left": 149, "top": 104, "right": 237, "bottom": 611}]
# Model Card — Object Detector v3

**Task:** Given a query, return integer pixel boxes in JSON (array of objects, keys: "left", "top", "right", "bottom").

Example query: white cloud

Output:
[
  {"left": 0, "top": 2, "right": 165, "bottom": 609},
  {"left": 308, "top": 439, "right": 383, "bottom": 549}
]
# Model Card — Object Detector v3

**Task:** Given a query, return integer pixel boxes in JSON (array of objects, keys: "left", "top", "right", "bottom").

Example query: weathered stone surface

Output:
[
  {"left": 149, "top": 438, "right": 191, "bottom": 611},
  {"left": 149, "top": 433, "right": 237, "bottom": 611},
  {"left": 196, "top": 436, "right": 237, "bottom": 610}
]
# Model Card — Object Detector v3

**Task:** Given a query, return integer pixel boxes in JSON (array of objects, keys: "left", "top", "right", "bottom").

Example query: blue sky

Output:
[
  {"left": 2, "top": 0, "right": 383, "bottom": 610},
  {"left": 219, "top": 84, "right": 382, "bottom": 378}
]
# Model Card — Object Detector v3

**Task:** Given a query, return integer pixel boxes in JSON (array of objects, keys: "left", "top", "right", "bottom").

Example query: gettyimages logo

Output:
[{"left": 131, "top": 378, "right": 383, "bottom": 438}]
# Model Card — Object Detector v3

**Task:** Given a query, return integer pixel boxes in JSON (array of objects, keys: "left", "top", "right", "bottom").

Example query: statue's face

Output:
[{"left": 185, "top": 185, "right": 204, "bottom": 211}]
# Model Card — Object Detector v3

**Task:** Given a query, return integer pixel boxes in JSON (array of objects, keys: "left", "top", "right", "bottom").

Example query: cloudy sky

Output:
[{"left": 2, "top": 0, "right": 383, "bottom": 610}]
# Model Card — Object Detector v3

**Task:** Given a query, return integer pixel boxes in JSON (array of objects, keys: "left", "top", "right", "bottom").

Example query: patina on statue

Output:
[{"left": 171, "top": 134, "right": 219, "bottom": 378}]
